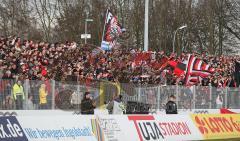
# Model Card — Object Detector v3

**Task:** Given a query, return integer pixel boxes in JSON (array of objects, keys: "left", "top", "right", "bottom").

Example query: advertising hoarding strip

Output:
[
  {"left": 2, "top": 114, "right": 240, "bottom": 141},
  {"left": 0, "top": 116, "right": 28, "bottom": 141},
  {"left": 191, "top": 114, "right": 240, "bottom": 140}
]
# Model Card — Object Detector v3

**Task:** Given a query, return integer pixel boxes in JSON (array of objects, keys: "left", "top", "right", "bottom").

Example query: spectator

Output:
[
  {"left": 165, "top": 95, "right": 178, "bottom": 114},
  {"left": 71, "top": 91, "right": 82, "bottom": 109},
  {"left": 12, "top": 80, "right": 25, "bottom": 109},
  {"left": 0, "top": 36, "right": 240, "bottom": 111},
  {"left": 2, "top": 71, "right": 14, "bottom": 80},
  {"left": 201, "top": 78, "right": 210, "bottom": 86},
  {"left": 107, "top": 94, "right": 125, "bottom": 114},
  {"left": 30, "top": 81, "right": 40, "bottom": 109},
  {"left": 39, "top": 84, "right": 48, "bottom": 109},
  {"left": 106, "top": 97, "right": 114, "bottom": 114},
  {"left": 81, "top": 92, "right": 96, "bottom": 114},
  {"left": 1, "top": 80, "right": 13, "bottom": 109},
  {"left": 216, "top": 94, "right": 223, "bottom": 109},
  {"left": 112, "top": 94, "right": 125, "bottom": 114},
  {"left": 26, "top": 95, "right": 34, "bottom": 110},
  {"left": 0, "top": 36, "right": 239, "bottom": 86}
]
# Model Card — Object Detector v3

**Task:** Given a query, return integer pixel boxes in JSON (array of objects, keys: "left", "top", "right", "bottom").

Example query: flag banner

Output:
[
  {"left": 185, "top": 54, "right": 214, "bottom": 85},
  {"left": 151, "top": 56, "right": 169, "bottom": 70},
  {"left": 133, "top": 52, "right": 152, "bottom": 66},
  {"left": 91, "top": 47, "right": 104, "bottom": 56},
  {"left": 101, "top": 41, "right": 110, "bottom": 51},
  {"left": 101, "top": 9, "right": 125, "bottom": 50},
  {"left": 168, "top": 60, "right": 186, "bottom": 76}
]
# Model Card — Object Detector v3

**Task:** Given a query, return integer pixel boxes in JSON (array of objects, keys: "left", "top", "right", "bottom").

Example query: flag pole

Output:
[
  {"left": 101, "top": 9, "right": 109, "bottom": 43},
  {"left": 144, "top": 0, "right": 149, "bottom": 51}
]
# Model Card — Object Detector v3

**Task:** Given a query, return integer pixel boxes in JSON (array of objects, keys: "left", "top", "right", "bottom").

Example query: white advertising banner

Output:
[
  {"left": 127, "top": 115, "right": 203, "bottom": 141},
  {"left": 1, "top": 113, "right": 239, "bottom": 141},
  {"left": 17, "top": 116, "right": 97, "bottom": 141},
  {"left": 92, "top": 115, "right": 138, "bottom": 141}
]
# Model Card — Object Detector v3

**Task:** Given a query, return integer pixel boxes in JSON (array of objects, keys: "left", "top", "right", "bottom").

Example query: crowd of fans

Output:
[
  {"left": 0, "top": 36, "right": 239, "bottom": 111},
  {"left": 0, "top": 36, "right": 239, "bottom": 87}
]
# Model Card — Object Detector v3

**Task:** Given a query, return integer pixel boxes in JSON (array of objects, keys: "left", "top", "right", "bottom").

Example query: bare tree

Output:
[
  {"left": 33, "top": 0, "right": 58, "bottom": 41},
  {"left": 0, "top": 0, "right": 35, "bottom": 38},
  {"left": 0, "top": 0, "right": 238, "bottom": 55}
]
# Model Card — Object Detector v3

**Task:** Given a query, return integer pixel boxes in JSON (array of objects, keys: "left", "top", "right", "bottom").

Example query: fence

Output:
[{"left": 0, "top": 79, "right": 239, "bottom": 111}]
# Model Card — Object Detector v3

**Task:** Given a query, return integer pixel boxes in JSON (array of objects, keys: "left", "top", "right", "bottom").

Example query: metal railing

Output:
[{"left": 0, "top": 79, "right": 239, "bottom": 111}]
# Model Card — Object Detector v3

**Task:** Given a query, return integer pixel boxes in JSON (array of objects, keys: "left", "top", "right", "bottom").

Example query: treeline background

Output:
[{"left": 0, "top": 0, "right": 239, "bottom": 55}]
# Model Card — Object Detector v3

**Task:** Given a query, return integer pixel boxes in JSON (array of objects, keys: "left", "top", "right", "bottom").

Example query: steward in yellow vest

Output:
[{"left": 12, "top": 81, "right": 25, "bottom": 109}]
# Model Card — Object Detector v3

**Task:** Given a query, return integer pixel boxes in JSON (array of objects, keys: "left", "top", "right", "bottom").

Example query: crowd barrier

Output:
[
  {"left": 1, "top": 79, "right": 240, "bottom": 111},
  {"left": 0, "top": 108, "right": 239, "bottom": 116},
  {"left": 0, "top": 113, "right": 240, "bottom": 141}
]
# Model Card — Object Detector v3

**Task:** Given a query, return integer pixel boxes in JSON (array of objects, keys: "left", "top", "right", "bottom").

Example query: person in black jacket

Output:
[
  {"left": 165, "top": 95, "right": 178, "bottom": 114},
  {"left": 81, "top": 92, "right": 96, "bottom": 114}
]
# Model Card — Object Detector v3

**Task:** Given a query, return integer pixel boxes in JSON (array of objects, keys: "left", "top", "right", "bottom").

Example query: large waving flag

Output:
[
  {"left": 151, "top": 56, "right": 169, "bottom": 70},
  {"left": 101, "top": 9, "right": 125, "bottom": 50},
  {"left": 168, "top": 60, "right": 186, "bottom": 77},
  {"left": 185, "top": 54, "right": 214, "bottom": 85}
]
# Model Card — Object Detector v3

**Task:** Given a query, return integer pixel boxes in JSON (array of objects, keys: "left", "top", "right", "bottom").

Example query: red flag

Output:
[
  {"left": 168, "top": 60, "right": 186, "bottom": 76},
  {"left": 133, "top": 52, "right": 151, "bottom": 66},
  {"left": 151, "top": 56, "right": 169, "bottom": 69}
]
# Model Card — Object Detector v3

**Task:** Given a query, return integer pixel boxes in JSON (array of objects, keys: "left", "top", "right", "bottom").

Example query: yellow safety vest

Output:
[
  {"left": 39, "top": 88, "right": 47, "bottom": 104},
  {"left": 12, "top": 84, "right": 25, "bottom": 100}
]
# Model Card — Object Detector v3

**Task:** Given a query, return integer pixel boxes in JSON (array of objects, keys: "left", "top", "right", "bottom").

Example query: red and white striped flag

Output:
[{"left": 185, "top": 54, "right": 214, "bottom": 85}]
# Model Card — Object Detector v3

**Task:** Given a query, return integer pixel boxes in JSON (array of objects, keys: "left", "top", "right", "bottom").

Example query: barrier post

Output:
[
  {"left": 238, "top": 88, "right": 240, "bottom": 109},
  {"left": 157, "top": 86, "right": 160, "bottom": 111},
  {"left": 51, "top": 80, "right": 55, "bottom": 110},
  {"left": 225, "top": 87, "right": 228, "bottom": 108},
  {"left": 24, "top": 80, "right": 29, "bottom": 110},
  {"left": 77, "top": 84, "right": 81, "bottom": 110},
  {"left": 137, "top": 87, "right": 141, "bottom": 102},
  {"left": 193, "top": 85, "right": 196, "bottom": 109},
  {"left": 209, "top": 85, "right": 212, "bottom": 109},
  {"left": 176, "top": 85, "right": 179, "bottom": 108}
]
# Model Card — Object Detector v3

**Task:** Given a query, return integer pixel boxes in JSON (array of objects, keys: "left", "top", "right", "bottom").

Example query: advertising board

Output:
[
  {"left": 92, "top": 115, "right": 138, "bottom": 141},
  {"left": 191, "top": 114, "right": 240, "bottom": 139},
  {"left": 0, "top": 116, "right": 28, "bottom": 141},
  {"left": 1, "top": 113, "right": 240, "bottom": 141},
  {"left": 17, "top": 116, "right": 97, "bottom": 141},
  {"left": 128, "top": 115, "right": 203, "bottom": 141}
]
